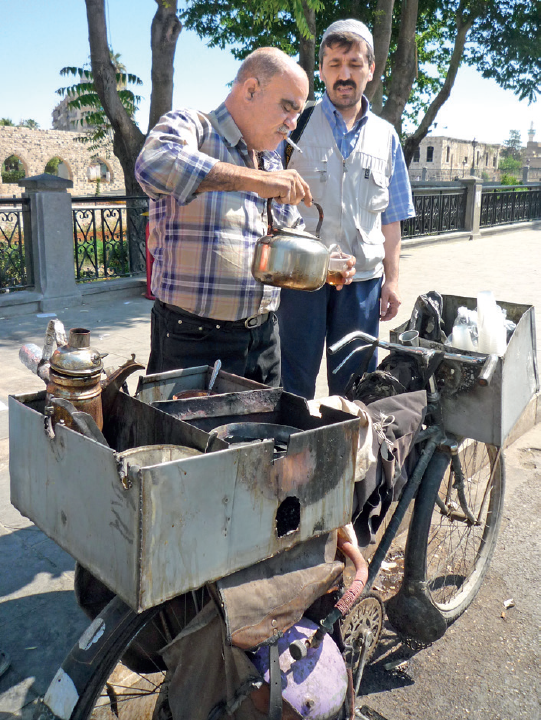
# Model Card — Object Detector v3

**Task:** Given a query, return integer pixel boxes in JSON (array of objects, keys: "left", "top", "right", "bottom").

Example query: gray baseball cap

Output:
[{"left": 321, "top": 19, "right": 373, "bottom": 51}]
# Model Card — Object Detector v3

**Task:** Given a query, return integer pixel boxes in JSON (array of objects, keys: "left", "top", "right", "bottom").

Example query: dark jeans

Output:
[
  {"left": 277, "top": 278, "right": 383, "bottom": 400},
  {"left": 148, "top": 301, "right": 281, "bottom": 387}
]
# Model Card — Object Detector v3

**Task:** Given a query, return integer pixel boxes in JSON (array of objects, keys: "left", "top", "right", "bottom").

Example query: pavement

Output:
[{"left": 0, "top": 222, "right": 540, "bottom": 718}]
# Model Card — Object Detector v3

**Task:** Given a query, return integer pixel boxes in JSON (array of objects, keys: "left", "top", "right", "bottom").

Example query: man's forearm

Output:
[
  {"left": 382, "top": 221, "right": 401, "bottom": 285},
  {"left": 197, "top": 162, "right": 262, "bottom": 193},
  {"left": 197, "top": 162, "right": 312, "bottom": 205}
]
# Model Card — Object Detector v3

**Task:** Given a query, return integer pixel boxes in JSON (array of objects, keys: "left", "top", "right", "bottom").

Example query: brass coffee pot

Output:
[{"left": 20, "top": 319, "right": 143, "bottom": 432}]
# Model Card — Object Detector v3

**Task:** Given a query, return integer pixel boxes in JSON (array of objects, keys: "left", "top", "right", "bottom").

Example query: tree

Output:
[
  {"left": 500, "top": 129, "right": 523, "bottom": 161},
  {"left": 0, "top": 118, "right": 15, "bottom": 126},
  {"left": 57, "top": 52, "right": 142, "bottom": 156},
  {"left": 182, "top": 0, "right": 541, "bottom": 165},
  {"left": 81, "top": 0, "right": 182, "bottom": 194},
  {"left": 19, "top": 119, "right": 40, "bottom": 129}
]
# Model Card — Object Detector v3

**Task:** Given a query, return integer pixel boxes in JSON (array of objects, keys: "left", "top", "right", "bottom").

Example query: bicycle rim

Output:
[
  {"left": 41, "top": 590, "right": 207, "bottom": 720},
  {"left": 422, "top": 440, "right": 505, "bottom": 621}
]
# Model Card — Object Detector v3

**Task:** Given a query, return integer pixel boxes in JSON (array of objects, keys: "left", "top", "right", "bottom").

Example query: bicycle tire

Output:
[
  {"left": 38, "top": 590, "right": 206, "bottom": 720},
  {"left": 407, "top": 439, "right": 505, "bottom": 623}
]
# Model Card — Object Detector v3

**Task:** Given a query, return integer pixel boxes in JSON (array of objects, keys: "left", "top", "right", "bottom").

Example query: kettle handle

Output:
[
  {"left": 313, "top": 202, "right": 324, "bottom": 237},
  {"left": 267, "top": 198, "right": 324, "bottom": 237}
]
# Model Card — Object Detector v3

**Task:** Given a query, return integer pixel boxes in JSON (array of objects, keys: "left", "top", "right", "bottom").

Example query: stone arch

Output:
[
  {"left": 1, "top": 153, "right": 28, "bottom": 184},
  {"left": 44, "top": 155, "right": 72, "bottom": 181},
  {"left": 95, "top": 156, "right": 114, "bottom": 184}
]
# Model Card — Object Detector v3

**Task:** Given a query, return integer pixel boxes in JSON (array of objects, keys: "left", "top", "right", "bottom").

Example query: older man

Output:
[
  {"left": 135, "top": 48, "right": 313, "bottom": 385},
  {"left": 278, "top": 19, "right": 416, "bottom": 400}
]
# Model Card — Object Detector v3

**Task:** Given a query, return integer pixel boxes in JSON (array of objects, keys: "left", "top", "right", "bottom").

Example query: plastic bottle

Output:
[
  {"left": 446, "top": 306, "right": 477, "bottom": 351},
  {"left": 477, "top": 291, "right": 507, "bottom": 356}
]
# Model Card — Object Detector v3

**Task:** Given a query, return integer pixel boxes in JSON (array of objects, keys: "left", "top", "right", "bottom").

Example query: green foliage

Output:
[
  {"left": 56, "top": 51, "right": 142, "bottom": 152},
  {"left": 19, "top": 119, "right": 40, "bottom": 129},
  {"left": 499, "top": 155, "right": 522, "bottom": 175},
  {"left": 182, "top": 0, "right": 541, "bottom": 134},
  {"left": 500, "top": 129, "right": 523, "bottom": 160},
  {"left": 0, "top": 244, "right": 26, "bottom": 288},
  {"left": 1, "top": 155, "right": 25, "bottom": 184},
  {"left": 44, "top": 157, "right": 62, "bottom": 175},
  {"left": 466, "top": 0, "right": 541, "bottom": 104},
  {"left": 499, "top": 173, "right": 519, "bottom": 185},
  {"left": 0, "top": 118, "right": 15, "bottom": 126}
]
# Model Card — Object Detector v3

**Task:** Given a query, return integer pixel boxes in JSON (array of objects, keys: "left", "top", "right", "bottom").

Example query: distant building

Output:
[
  {"left": 524, "top": 123, "right": 541, "bottom": 182},
  {"left": 52, "top": 96, "right": 93, "bottom": 132},
  {"left": 408, "top": 135, "right": 501, "bottom": 182}
]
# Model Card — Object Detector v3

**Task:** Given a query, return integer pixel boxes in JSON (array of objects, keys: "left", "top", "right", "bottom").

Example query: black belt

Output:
[{"left": 160, "top": 301, "right": 270, "bottom": 330}]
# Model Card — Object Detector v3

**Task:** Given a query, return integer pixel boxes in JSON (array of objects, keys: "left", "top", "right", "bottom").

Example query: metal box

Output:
[
  {"left": 391, "top": 294, "right": 538, "bottom": 445},
  {"left": 9, "top": 389, "right": 359, "bottom": 612},
  {"left": 135, "top": 365, "right": 266, "bottom": 405}
]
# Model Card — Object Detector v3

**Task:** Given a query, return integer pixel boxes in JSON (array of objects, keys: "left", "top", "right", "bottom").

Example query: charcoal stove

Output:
[{"left": 10, "top": 381, "right": 360, "bottom": 612}]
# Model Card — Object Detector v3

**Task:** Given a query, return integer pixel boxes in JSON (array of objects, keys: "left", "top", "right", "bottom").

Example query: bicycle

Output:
[{"left": 34, "top": 331, "right": 505, "bottom": 720}]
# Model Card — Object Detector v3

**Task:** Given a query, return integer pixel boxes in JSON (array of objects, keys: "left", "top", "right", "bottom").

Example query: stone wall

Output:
[{"left": 0, "top": 126, "right": 126, "bottom": 196}]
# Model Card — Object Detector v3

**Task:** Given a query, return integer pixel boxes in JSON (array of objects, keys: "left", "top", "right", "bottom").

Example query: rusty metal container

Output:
[
  {"left": 391, "top": 294, "right": 538, "bottom": 445},
  {"left": 9, "top": 388, "right": 359, "bottom": 612},
  {"left": 135, "top": 365, "right": 266, "bottom": 405}
]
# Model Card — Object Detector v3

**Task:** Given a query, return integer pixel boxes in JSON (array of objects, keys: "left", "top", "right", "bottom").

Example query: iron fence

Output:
[
  {"left": 402, "top": 186, "right": 467, "bottom": 239},
  {"left": 0, "top": 196, "right": 32, "bottom": 291},
  {"left": 480, "top": 185, "right": 541, "bottom": 227},
  {"left": 71, "top": 195, "right": 148, "bottom": 282}
]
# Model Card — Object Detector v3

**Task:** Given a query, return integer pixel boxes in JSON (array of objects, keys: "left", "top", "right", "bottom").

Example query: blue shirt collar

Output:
[{"left": 321, "top": 92, "right": 370, "bottom": 135}]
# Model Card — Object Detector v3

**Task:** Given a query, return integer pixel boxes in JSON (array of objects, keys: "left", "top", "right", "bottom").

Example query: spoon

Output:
[{"left": 207, "top": 359, "right": 222, "bottom": 395}]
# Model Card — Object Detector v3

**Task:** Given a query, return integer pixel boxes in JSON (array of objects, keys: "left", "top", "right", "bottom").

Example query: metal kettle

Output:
[
  {"left": 19, "top": 319, "right": 143, "bottom": 432},
  {"left": 251, "top": 200, "right": 330, "bottom": 291}
]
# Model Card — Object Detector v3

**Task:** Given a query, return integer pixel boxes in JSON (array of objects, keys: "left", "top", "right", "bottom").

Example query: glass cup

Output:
[{"left": 327, "top": 247, "right": 354, "bottom": 286}]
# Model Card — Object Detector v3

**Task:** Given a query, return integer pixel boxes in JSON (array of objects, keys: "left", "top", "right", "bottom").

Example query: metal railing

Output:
[
  {"left": 0, "top": 196, "right": 32, "bottom": 291},
  {"left": 480, "top": 185, "right": 541, "bottom": 227},
  {"left": 71, "top": 195, "right": 148, "bottom": 282},
  {"left": 402, "top": 185, "right": 467, "bottom": 239}
]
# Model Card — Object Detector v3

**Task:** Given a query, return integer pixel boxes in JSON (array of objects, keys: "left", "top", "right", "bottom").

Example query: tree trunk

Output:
[
  {"left": 365, "top": 0, "right": 395, "bottom": 104},
  {"left": 149, "top": 0, "right": 183, "bottom": 131},
  {"left": 85, "top": 0, "right": 146, "bottom": 194},
  {"left": 402, "top": 13, "right": 474, "bottom": 166},
  {"left": 379, "top": 0, "right": 419, "bottom": 130},
  {"left": 299, "top": 2, "right": 316, "bottom": 101}
]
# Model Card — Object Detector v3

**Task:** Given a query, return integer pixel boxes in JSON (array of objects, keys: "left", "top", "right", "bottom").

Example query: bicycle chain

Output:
[{"left": 397, "top": 633, "right": 433, "bottom": 651}]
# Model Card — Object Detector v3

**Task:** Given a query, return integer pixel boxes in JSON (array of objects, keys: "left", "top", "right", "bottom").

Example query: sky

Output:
[{"left": 2, "top": 0, "right": 539, "bottom": 147}]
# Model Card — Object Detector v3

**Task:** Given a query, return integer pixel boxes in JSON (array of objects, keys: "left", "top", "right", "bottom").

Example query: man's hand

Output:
[
  {"left": 380, "top": 281, "right": 401, "bottom": 321},
  {"left": 328, "top": 254, "right": 356, "bottom": 291},
  {"left": 253, "top": 169, "right": 312, "bottom": 206}
]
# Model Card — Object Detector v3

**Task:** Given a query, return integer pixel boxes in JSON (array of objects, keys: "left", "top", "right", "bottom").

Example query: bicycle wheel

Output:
[
  {"left": 38, "top": 589, "right": 207, "bottom": 720},
  {"left": 408, "top": 439, "right": 505, "bottom": 623}
]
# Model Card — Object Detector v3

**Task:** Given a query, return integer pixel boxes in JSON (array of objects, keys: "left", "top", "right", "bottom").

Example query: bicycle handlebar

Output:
[{"left": 328, "top": 331, "right": 499, "bottom": 386}]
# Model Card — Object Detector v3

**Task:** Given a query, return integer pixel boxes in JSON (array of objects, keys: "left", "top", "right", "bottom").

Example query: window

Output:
[
  {"left": 446, "top": 146, "right": 450, "bottom": 163},
  {"left": 413, "top": 148, "right": 420, "bottom": 163},
  {"left": 426, "top": 146, "right": 434, "bottom": 163},
  {"left": 493, "top": 156, "right": 497, "bottom": 167}
]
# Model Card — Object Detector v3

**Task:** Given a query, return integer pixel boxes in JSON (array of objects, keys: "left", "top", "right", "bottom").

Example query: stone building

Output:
[
  {"left": 524, "top": 123, "right": 541, "bottom": 182},
  {"left": 409, "top": 135, "right": 501, "bottom": 183},
  {"left": 52, "top": 96, "right": 91, "bottom": 132},
  {"left": 0, "top": 126, "right": 125, "bottom": 196}
]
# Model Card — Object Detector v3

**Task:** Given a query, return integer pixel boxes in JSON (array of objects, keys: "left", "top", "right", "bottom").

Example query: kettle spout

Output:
[{"left": 100, "top": 355, "right": 145, "bottom": 415}]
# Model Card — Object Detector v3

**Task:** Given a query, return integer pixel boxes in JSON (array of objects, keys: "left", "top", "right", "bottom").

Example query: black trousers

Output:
[{"left": 147, "top": 301, "right": 281, "bottom": 387}]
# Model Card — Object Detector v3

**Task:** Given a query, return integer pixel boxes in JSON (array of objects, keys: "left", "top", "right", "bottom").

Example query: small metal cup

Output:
[{"left": 398, "top": 330, "right": 420, "bottom": 347}]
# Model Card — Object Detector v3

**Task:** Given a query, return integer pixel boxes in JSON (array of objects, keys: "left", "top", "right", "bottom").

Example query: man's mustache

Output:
[{"left": 333, "top": 80, "right": 357, "bottom": 91}]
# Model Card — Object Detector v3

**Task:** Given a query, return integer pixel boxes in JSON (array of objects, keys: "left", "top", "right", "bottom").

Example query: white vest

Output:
[{"left": 288, "top": 102, "right": 394, "bottom": 280}]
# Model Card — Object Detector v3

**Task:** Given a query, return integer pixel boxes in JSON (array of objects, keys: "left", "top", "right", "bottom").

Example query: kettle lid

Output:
[{"left": 50, "top": 328, "right": 103, "bottom": 376}]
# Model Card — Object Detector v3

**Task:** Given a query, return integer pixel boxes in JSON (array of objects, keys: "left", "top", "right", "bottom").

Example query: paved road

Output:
[{"left": 0, "top": 223, "right": 540, "bottom": 718}]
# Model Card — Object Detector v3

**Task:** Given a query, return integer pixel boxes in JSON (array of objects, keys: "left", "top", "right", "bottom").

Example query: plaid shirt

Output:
[
  {"left": 320, "top": 93, "right": 415, "bottom": 224},
  {"left": 135, "top": 103, "right": 301, "bottom": 321}
]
